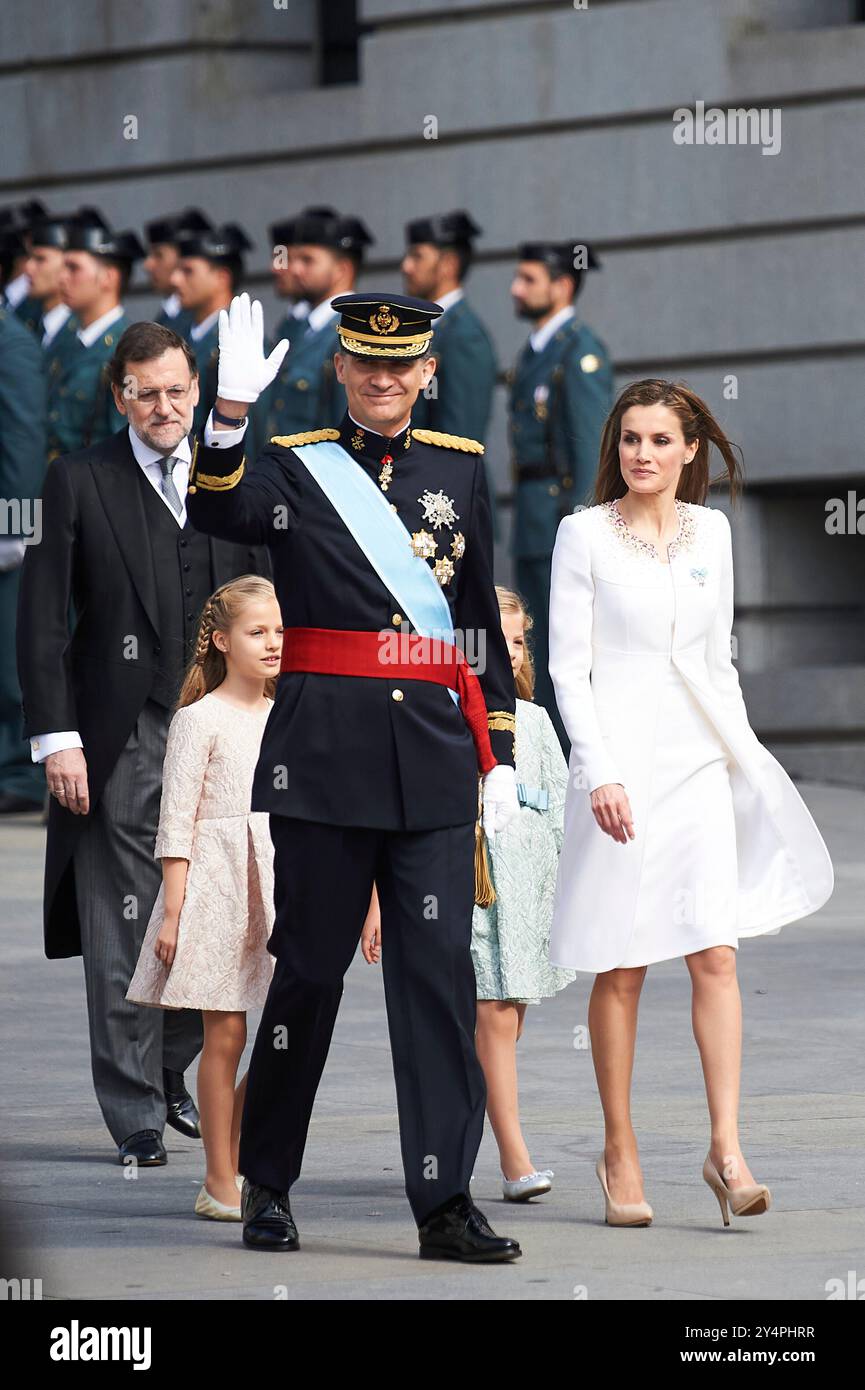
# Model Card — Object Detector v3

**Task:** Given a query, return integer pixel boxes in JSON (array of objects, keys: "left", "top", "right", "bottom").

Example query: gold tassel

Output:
[{"left": 474, "top": 781, "right": 496, "bottom": 907}]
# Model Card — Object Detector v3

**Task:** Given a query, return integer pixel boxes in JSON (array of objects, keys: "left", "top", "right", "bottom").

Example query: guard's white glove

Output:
[
  {"left": 216, "top": 292, "right": 289, "bottom": 403},
  {"left": 481, "top": 764, "right": 519, "bottom": 841}
]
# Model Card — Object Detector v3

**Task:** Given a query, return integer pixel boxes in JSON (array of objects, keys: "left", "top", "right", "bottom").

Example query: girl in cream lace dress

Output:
[{"left": 126, "top": 576, "right": 282, "bottom": 1221}]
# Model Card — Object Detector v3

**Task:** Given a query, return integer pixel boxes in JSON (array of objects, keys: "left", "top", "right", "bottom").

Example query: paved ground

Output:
[{"left": 1, "top": 782, "right": 862, "bottom": 1301}]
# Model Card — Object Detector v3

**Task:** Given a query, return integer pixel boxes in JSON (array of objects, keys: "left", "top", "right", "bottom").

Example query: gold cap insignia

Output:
[{"left": 370, "top": 304, "right": 400, "bottom": 335}]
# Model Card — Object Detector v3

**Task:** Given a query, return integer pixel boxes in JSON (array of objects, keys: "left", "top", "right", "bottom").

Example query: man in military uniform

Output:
[
  {"left": 47, "top": 219, "right": 144, "bottom": 462},
  {"left": 170, "top": 221, "right": 252, "bottom": 438},
  {"left": 187, "top": 292, "right": 522, "bottom": 1262},
  {"left": 0, "top": 246, "right": 47, "bottom": 814},
  {"left": 144, "top": 207, "right": 212, "bottom": 337},
  {"left": 402, "top": 210, "right": 500, "bottom": 539},
  {"left": 508, "top": 239, "right": 614, "bottom": 752},
  {"left": 263, "top": 207, "right": 372, "bottom": 440},
  {"left": 267, "top": 212, "right": 310, "bottom": 336},
  {"left": 0, "top": 199, "right": 47, "bottom": 326}
]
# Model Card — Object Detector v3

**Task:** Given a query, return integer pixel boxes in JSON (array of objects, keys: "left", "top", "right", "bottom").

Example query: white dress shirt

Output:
[
  {"left": 304, "top": 297, "right": 338, "bottom": 335},
  {"left": 434, "top": 286, "right": 464, "bottom": 315},
  {"left": 77, "top": 304, "right": 125, "bottom": 348},
  {"left": 30, "top": 426, "right": 193, "bottom": 763},
  {"left": 529, "top": 304, "right": 575, "bottom": 354},
  {"left": 189, "top": 309, "right": 221, "bottom": 343},
  {"left": 41, "top": 302, "right": 72, "bottom": 348},
  {"left": 160, "top": 292, "right": 183, "bottom": 320},
  {"left": 4, "top": 272, "right": 30, "bottom": 309}
]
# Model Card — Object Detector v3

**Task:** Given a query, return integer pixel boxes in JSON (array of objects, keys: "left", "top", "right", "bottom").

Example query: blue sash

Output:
[{"left": 293, "top": 439, "right": 460, "bottom": 707}]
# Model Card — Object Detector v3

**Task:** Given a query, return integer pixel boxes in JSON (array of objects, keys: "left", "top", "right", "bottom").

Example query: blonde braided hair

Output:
[{"left": 176, "top": 575, "right": 279, "bottom": 709}]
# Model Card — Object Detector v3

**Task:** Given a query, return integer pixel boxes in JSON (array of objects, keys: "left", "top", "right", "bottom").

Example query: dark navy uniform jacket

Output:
[{"left": 186, "top": 411, "right": 516, "bottom": 832}]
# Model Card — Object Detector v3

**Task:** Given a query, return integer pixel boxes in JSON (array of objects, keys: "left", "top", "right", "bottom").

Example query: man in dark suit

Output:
[
  {"left": 187, "top": 293, "right": 522, "bottom": 1262},
  {"left": 0, "top": 275, "right": 47, "bottom": 815},
  {"left": 17, "top": 321, "right": 268, "bottom": 1165}
]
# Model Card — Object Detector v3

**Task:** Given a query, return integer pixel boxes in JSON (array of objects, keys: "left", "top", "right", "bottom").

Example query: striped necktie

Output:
[{"left": 159, "top": 457, "right": 184, "bottom": 517}]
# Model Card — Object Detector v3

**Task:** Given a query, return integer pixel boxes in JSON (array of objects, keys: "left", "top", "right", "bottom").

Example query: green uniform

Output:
[
  {"left": 13, "top": 294, "right": 45, "bottom": 338},
  {"left": 0, "top": 307, "right": 47, "bottom": 804},
  {"left": 262, "top": 310, "right": 346, "bottom": 438},
  {"left": 156, "top": 303, "right": 195, "bottom": 340},
  {"left": 508, "top": 314, "right": 614, "bottom": 752},
  {"left": 43, "top": 312, "right": 81, "bottom": 377},
  {"left": 45, "top": 312, "right": 129, "bottom": 461},
  {"left": 411, "top": 294, "right": 499, "bottom": 538},
  {"left": 191, "top": 316, "right": 269, "bottom": 458}
]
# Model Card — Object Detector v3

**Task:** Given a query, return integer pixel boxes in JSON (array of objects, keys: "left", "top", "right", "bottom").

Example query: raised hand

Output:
[{"left": 216, "top": 292, "right": 289, "bottom": 405}]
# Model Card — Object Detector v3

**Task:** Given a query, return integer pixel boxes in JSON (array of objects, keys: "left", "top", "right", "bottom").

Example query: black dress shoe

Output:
[
  {"left": 163, "top": 1068, "right": 201, "bottom": 1139},
  {"left": 241, "top": 1181, "right": 300, "bottom": 1250},
  {"left": 418, "top": 1193, "right": 522, "bottom": 1263},
  {"left": 118, "top": 1129, "right": 166, "bottom": 1166},
  {"left": 0, "top": 792, "right": 43, "bottom": 815}
]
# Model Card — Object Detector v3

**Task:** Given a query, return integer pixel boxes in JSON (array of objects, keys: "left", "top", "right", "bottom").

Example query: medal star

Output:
[
  {"left": 434, "top": 555, "right": 455, "bottom": 587},
  {"left": 450, "top": 531, "right": 466, "bottom": 559},
  {"left": 411, "top": 529, "right": 437, "bottom": 559},
  {"left": 417, "top": 488, "right": 459, "bottom": 530}
]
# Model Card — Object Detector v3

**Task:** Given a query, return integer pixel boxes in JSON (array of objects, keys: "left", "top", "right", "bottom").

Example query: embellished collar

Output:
[
  {"left": 605, "top": 497, "right": 696, "bottom": 560},
  {"left": 338, "top": 411, "right": 413, "bottom": 491}
]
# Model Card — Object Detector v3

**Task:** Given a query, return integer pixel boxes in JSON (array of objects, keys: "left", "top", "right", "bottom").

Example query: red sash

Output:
[{"left": 280, "top": 626, "right": 497, "bottom": 775}]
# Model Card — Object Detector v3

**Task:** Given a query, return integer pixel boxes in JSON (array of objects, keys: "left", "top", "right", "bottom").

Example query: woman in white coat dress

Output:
[{"left": 547, "top": 379, "right": 833, "bottom": 1228}]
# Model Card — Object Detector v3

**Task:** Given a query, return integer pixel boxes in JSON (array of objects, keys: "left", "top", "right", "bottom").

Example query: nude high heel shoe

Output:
[
  {"left": 596, "top": 1154, "right": 653, "bottom": 1227},
  {"left": 702, "top": 1152, "right": 772, "bottom": 1226}
]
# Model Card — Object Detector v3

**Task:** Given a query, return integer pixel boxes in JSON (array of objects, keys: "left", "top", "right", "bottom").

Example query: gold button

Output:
[
  {"left": 296, "top": 378, "right": 309, "bottom": 390},
  {"left": 391, "top": 688, "right": 404, "bottom": 701},
  {"left": 548, "top": 484, "right": 560, "bottom": 496},
  {"left": 392, "top": 613, "right": 402, "bottom": 626},
  {"left": 275, "top": 398, "right": 284, "bottom": 409},
  {"left": 33, "top": 740, "right": 40, "bottom": 750},
  {"left": 187, "top": 484, "right": 197, "bottom": 494}
]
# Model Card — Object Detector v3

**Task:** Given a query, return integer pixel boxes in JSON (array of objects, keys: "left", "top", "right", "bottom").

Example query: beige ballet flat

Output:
[
  {"left": 596, "top": 1154, "right": 653, "bottom": 1226},
  {"left": 194, "top": 1184, "right": 241, "bottom": 1221},
  {"left": 702, "top": 1153, "right": 772, "bottom": 1226}
]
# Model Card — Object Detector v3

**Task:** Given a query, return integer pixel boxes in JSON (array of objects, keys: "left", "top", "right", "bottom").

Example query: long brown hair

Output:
[
  {"left": 495, "top": 584, "right": 535, "bottom": 703},
  {"left": 593, "top": 379, "right": 744, "bottom": 505},
  {"left": 176, "top": 575, "right": 279, "bottom": 710}
]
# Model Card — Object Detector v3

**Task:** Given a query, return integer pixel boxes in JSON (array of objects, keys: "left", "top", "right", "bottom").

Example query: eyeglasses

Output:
[{"left": 127, "top": 385, "right": 193, "bottom": 406}]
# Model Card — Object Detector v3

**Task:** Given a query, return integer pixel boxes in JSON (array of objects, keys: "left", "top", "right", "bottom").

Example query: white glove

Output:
[
  {"left": 481, "top": 764, "right": 519, "bottom": 841},
  {"left": 216, "top": 292, "right": 289, "bottom": 403}
]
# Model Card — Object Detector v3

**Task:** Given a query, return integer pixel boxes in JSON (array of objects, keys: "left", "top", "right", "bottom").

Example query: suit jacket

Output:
[
  {"left": 186, "top": 411, "right": 516, "bottom": 832},
  {"left": 547, "top": 501, "right": 834, "bottom": 971},
  {"left": 16, "top": 427, "right": 269, "bottom": 959}
]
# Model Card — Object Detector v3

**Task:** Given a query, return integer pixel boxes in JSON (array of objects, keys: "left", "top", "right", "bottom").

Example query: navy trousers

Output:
[{"left": 239, "top": 814, "right": 486, "bottom": 1225}]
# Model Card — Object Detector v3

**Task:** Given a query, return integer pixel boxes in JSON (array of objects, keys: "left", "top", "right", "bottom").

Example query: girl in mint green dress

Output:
[{"left": 471, "top": 586, "right": 576, "bottom": 1201}]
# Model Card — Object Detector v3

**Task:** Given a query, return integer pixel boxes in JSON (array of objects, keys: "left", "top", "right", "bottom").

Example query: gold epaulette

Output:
[
  {"left": 270, "top": 428, "right": 340, "bottom": 448},
  {"left": 411, "top": 428, "right": 485, "bottom": 455},
  {"left": 487, "top": 710, "right": 516, "bottom": 732}
]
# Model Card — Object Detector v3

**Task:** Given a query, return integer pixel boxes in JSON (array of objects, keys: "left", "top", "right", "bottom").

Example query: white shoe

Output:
[
  {"left": 502, "top": 1169, "right": 554, "bottom": 1201},
  {"left": 194, "top": 1184, "right": 242, "bottom": 1221}
]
